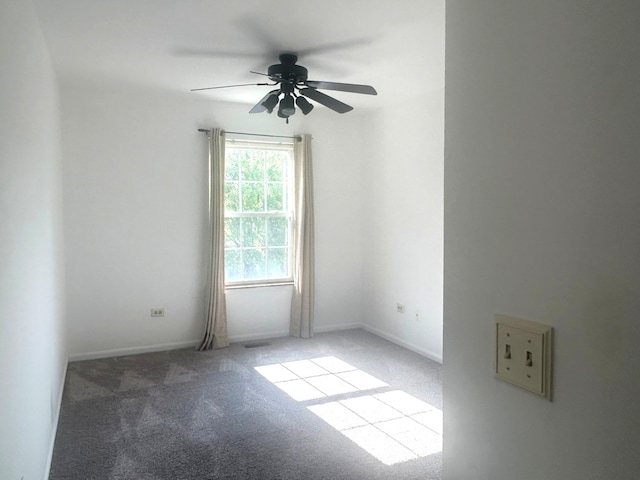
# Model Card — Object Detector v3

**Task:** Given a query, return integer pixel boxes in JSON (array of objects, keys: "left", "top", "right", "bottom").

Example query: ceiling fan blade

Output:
[
  {"left": 191, "top": 82, "right": 271, "bottom": 92},
  {"left": 251, "top": 70, "right": 286, "bottom": 83},
  {"left": 249, "top": 90, "right": 280, "bottom": 114},
  {"left": 174, "top": 48, "right": 263, "bottom": 59},
  {"left": 305, "top": 80, "right": 377, "bottom": 95},
  {"left": 299, "top": 88, "right": 353, "bottom": 114}
]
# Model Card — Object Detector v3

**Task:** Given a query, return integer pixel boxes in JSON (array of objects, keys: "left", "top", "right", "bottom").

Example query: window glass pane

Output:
[
  {"left": 267, "top": 183, "right": 284, "bottom": 211},
  {"left": 224, "top": 142, "right": 293, "bottom": 284},
  {"left": 267, "top": 217, "right": 288, "bottom": 247},
  {"left": 267, "top": 248, "right": 288, "bottom": 278},
  {"left": 225, "top": 182, "right": 239, "bottom": 212},
  {"left": 225, "top": 249, "right": 242, "bottom": 282},
  {"left": 242, "top": 216, "right": 266, "bottom": 247},
  {"left": 266, "top": 156, "right": 285, "bottom": 181},
  {"left": 224, "top": 218, "right": 242, "bottom": 249},
  {"left": 225, "top": 154, "right": 240, "bottom": 181},
  {"left": 243, "top": 248, "right": 266, "bottom": 280},
  {"left": 241, "top": 155, "right": 264, "bottom": 181},
  {"left": 242, "top": 183, "right": 265, "bottom": 212}
]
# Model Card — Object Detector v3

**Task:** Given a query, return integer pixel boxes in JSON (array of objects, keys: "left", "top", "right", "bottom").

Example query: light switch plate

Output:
[{"left": 494, "top": 314, "right": 553, "bottom": 401}]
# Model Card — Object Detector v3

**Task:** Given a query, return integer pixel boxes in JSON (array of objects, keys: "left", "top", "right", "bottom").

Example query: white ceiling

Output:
[{"left": 33, "top": 0, "right": 444, "bottom": 111}]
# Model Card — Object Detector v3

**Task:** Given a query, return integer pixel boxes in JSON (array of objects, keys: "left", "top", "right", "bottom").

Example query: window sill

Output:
[{"left": 225, "top": 281, "right": 294, "bottom": 291}]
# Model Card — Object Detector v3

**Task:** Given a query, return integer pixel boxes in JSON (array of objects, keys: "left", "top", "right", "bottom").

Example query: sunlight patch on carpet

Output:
[{"left": 254, "top": 356, "right": 442, "bottom": 466}]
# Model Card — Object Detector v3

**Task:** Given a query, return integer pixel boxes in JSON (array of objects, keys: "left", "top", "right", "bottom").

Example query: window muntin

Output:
[{"left": 224, "top": 141, "right": 294, "bottom": 285}]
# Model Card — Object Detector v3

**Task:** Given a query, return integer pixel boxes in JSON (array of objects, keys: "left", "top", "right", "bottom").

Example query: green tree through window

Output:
[{"left": 224, "top": 141, "right": 293, "bottom": 284}]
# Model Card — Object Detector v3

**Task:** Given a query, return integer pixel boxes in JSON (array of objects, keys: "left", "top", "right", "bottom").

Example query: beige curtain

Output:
[
  {"left": 290, "top": 134, "right": 315, "bottom": 338},
  {"left": 197, "top": 128, "right": 229, "bottom": 350}
]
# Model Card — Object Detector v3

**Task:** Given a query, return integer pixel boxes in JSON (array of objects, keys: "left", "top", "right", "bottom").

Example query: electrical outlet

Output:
[
  {"left": 396, "top": 303, "right": 405, "bottom": 313},
  {"left": 494, "top": 314, "right": 553, "bottom": 400},
  {"left": 151, "top": 308, "right": 165, "bottom": 317}
]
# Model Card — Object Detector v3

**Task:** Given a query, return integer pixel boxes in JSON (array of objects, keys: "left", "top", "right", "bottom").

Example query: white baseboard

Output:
[
  {"left": 361, "top": 324, "right": 443, "bottom": 364},
  {"left": 66, "top": 324, "right": 442, "bottom": 364},
  {"left": 228, "top": 323, "right": 366, "bottom": 343},
  {"left": 228, "top": 330, "right": 290, "bottom": 343},
  {"left": 314, "top": 322, "right": 365, "bottom": 333},
  {"left": 68, "top": 339, "right": 201, "bottom": 362},
  {"left": 44, "top": 357, "right": 68, "bottom": 480}
]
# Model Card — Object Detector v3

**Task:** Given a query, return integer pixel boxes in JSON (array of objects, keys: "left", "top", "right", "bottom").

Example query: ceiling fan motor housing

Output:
[{"left": 268, "top": 54, "right": 308, "bottom": 84}]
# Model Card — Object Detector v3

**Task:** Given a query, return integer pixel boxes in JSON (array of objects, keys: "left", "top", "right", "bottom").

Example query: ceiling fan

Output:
[{"left": 191, "top": 53, "right": 377, "bottom": 122}]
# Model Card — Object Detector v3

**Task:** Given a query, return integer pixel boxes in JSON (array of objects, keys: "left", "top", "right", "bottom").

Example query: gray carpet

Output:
[{"left": 49, "top": 329, "right": 442, "bottom": 479}]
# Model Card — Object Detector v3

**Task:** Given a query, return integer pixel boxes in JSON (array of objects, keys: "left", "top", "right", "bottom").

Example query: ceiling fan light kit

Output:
[
  {"left": 279, "top": 94, "right": 296, "bottom": 117},
  {"left": 296, "top": 96, "right": 314, "bottom": 115},
  {"left": 261, "top": 91, "right": 280, "bottom": 113},
  {"left": 192, "top": 53, "right": 377, "bottom": 122}
]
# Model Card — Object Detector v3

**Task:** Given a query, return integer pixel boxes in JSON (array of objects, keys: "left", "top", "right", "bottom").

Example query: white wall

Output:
[
  {"left": 0, "top": 1, "right": 67, "bottom": 479},
  {"left": 444, "top": 2, "right": 640, "bottom": 479},
  {"left": 360, "top": 90, "right": 444, "bottom": 362},
  {"left": 61, "top": 86, "right": 365, "bottom": 357}
]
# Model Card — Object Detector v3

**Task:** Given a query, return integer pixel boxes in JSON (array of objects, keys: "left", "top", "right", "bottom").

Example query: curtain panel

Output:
[
  {"left": 197, "top": 128, "right": 229, "bottom": 350},
  {"left": 290, "top": 134, "right": 315, "bottom": 338}
]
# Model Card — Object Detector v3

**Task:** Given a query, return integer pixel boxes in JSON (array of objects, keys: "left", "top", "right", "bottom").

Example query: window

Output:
[{"left": 223, "top": 140, "right": 294, "bottom": 285}]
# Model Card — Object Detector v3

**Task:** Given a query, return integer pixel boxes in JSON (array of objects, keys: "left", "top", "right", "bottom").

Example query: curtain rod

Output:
[{"left": 198, "top": 129, "right": 301, "bottom": 141}]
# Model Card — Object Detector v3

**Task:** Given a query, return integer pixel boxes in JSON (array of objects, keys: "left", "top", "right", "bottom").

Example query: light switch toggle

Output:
[
  {"left": 526, "top": 351, "right": 533, "bottom": 367},
  {"left": 504, "top": 344, "right": 511, "bottom": 359}
]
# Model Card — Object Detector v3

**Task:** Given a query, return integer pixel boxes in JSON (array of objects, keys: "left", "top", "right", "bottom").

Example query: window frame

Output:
[{"left": 223, "top": 138, "right": 295, "bottom": 288}]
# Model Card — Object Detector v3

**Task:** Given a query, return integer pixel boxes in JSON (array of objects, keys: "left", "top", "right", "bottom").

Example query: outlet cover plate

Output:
[{"left": 494, "top": 314, "right": 553, "bottom": 401}]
